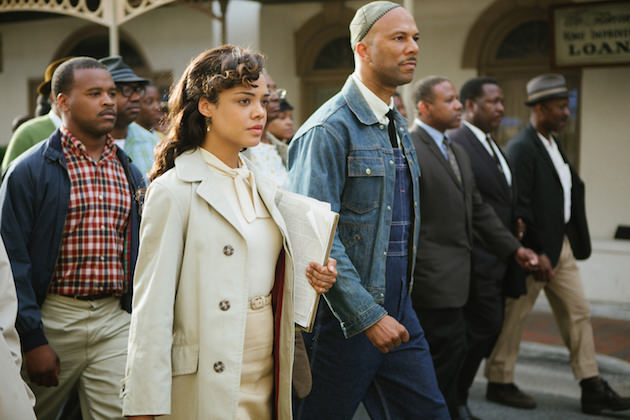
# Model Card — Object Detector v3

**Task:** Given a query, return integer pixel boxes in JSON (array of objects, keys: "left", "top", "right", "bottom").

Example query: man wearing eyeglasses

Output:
[{"left": 100, "top": 56, "right": 160, "bottom": 180}]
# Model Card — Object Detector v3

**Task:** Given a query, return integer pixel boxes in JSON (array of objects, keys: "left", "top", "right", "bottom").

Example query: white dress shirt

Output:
[
  {"left": 463, "top": 121, "right": 512, "bottom": 186},
  {"left": 537, "top": 132, "right": 572, "bottom": 223}
]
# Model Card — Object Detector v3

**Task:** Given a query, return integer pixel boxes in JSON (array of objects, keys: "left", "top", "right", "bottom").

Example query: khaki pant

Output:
[
  {"left": 485, "top": 236, "right": 599, "bottom": 382},
  {"left": 25, "top": 294, "right": 130, "bottom": 420}
]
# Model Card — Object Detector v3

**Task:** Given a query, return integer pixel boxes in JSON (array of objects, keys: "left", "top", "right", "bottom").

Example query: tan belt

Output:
[{"left": 249, "top": 294, "right": 272, "bottom": 310}]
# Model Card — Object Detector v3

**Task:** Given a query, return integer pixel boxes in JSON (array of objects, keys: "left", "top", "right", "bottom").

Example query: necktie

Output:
[
  {"left": 386, "top": 109, "right": 398, "bottom": 149},
  {"left": 443, "top": 136, "right": 462, "bottom": 185},
  {"left": 483, "top": 134, "right": 504, "bottom": 174}
]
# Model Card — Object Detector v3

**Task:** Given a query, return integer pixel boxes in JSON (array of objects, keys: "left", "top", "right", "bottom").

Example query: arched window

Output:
[
  {"left": 294, "top": 5, "right": 356, "bottom": 122},
  {"left": 26, "top": 26, "right": 172, "bottom": 114},
  {"left": 313, "top": 36, "right": 354, "bottom": 70}
]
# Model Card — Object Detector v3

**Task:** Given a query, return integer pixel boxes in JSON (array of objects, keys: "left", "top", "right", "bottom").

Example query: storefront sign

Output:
[{"left": 552, "top": 1, "right": 630, "bottom": 67}]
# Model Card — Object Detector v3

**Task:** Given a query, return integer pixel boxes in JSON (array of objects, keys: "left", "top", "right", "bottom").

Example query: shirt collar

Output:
[
  {"left": 537, "top": 131, "right": 558, "bottom": 151},
  {"left": 463, "top": 120, "right": 487, "bottom": 142},
  {"left": 351, "top": 73, "right": 394, "bottom": 124},
  {"left": 60, "top": 126, "right": 117, "bottom": 162},
  {"left": 415, "top": 118, "right": 448, "bottom": 144},
  {"left": 49, "top": 110, "right": 62, "bottom": 128}
]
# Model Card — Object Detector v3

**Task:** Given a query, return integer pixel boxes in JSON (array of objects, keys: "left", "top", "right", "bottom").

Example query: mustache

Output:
[{"left": 98, "top": 109, "right": 116, "bottom": 117}]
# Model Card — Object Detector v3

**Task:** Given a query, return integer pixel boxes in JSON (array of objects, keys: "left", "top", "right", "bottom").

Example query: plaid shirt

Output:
[{"left": 48, "top": 127, "right": 132, "bottom": 297}]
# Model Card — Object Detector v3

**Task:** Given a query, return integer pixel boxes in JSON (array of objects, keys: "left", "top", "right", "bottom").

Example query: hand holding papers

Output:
[{"left": 275, "top": 189, "right": 339, "bottom": 331}]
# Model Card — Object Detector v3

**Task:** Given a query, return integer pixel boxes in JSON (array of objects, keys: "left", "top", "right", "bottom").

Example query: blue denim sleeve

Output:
[{"left": 288, "top": 125, "right": 387, "bottom": 338}]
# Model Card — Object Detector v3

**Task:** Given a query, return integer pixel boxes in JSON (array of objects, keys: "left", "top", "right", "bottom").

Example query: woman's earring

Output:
[{"left": 206, "top": 118, "right": 212, "bottom": 132}]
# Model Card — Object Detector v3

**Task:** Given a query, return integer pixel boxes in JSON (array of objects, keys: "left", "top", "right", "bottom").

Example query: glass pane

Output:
[
  {"left": 496, "top": 21, "right": 549, "bottom": 60},
  {"left": 313, "top": 37, "right": 354, "bottom": 70}
]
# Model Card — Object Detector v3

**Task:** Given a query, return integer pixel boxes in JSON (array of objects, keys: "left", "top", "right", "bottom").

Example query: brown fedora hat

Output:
[
  {"left": 524, "top": 73, "right": 569, "bottom": 106},
  {"left": 37, "top": 57, "right": 74, "bottom": 96}
]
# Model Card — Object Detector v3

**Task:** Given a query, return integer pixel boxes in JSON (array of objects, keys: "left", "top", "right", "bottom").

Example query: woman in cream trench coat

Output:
[
  {"left": 122, "top": 150, "right": 297, "bottom": 419},
  {"left": 122, "top": 46, "right": 336, "bottom": 420}
]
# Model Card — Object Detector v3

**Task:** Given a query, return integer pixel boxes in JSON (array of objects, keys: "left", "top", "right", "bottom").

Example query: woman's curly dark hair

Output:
[{"left": 149, "top": 45, "right": 264, "bottom": 181}]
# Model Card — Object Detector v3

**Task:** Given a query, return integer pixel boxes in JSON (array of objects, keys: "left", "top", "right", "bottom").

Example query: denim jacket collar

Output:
[
  {"left": 342, "top": 76, "right": 408, "bottom": 132},
  {"left": 342, "top": 77, "right": 383, "bottom": 127}
]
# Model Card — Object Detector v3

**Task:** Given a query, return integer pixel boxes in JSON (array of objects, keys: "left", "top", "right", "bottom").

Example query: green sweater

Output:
[{"left": 3, "top": 115, "right": 55, "bottom": 171}]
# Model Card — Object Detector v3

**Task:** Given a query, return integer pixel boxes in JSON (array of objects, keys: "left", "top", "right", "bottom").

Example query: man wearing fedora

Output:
[
  {"left": 100, "top": 56, "right": 160, "bottom": 180},
  {"left": 2, "top": 57, "right": 72, "bottom": 172},
  {"left": 484, "top": 74, "right": 630, "bottom": 415}
]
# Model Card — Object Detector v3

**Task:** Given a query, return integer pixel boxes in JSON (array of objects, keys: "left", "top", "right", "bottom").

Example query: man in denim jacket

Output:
[{"left": 288, "top": 2, "right": 448, "bottom": 418}]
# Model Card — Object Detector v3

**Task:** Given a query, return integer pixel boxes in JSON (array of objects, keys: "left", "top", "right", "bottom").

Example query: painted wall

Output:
[
  {"left": 579, "top": 66, "right": 630, "bottom": 239},
  {"left": 0, "top": 16, "right": 84, "bottom": 143}
]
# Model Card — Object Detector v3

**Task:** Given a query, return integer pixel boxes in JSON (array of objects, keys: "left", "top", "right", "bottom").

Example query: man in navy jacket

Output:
[{"left": 0, "top": 57, "right": 144, "bottom": 420}]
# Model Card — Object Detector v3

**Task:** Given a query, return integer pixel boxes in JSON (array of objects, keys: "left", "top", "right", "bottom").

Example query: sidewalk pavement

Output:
[{"left": 353, "top": 300, "right": 630, "bottom": 419}]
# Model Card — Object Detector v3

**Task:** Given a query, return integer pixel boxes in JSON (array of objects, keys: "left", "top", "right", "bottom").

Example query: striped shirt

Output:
[{"left": 48, "top": 127, "right": 132, "bottom": 297}]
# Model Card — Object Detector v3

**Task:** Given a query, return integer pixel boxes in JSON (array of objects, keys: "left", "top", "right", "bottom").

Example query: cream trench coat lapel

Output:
[{"left": 177, "top": 149, "right": 292, "bottom": 250}]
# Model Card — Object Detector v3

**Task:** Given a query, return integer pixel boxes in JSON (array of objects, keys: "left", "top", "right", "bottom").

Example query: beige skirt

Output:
[{"left": 237, "top": 298, "right": 274, "bottom": 420}]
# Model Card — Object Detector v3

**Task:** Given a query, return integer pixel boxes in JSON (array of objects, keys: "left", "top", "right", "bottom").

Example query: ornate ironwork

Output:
[{"left": 0, "top": 0, "right": 180, "bottom": 26}]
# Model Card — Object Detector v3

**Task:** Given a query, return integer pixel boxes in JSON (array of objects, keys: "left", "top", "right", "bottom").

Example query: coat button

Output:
[
  {"left": 223, "top": 245, "right": 234, "bottom": 256},
  {"left": 219, "top": 300, "right": 230, "bottom": 311},
  {"left": 214, "top": 361, "right": 225, "bottom": 373},
  {"left": 365, "top": 168, "right": 371, "bottom": 175}
]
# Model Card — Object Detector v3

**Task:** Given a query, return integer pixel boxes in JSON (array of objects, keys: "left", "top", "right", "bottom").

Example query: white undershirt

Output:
[
  {"left": 537, "top": 132, "right": 572, "bottom": 223},
  {"left": 463, "top": 121, "right": 512, "bottom": 186}
]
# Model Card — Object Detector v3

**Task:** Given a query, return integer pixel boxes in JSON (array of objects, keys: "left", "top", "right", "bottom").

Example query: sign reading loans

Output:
[{"left": 552, "top": 1, "right": 630, "bottom": 67}]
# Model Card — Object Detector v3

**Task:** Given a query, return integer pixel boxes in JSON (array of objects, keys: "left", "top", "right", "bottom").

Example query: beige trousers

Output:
[
  {"left": 25, "top": 294, "right": 130, "bottom": 420},
  {"left": 0, "top": 334, "right": 36, "bottom": 420},
  {"left": 237, "top": 302, "right": 274, "bottom": 420},
  {"left": 485, "top": 236, "right": 599, "bottom": 382}
]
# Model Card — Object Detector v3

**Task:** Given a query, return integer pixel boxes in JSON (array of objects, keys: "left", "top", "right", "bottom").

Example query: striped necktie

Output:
[{"left": 443, "top": 136, "right": 462, "bottom": 185}]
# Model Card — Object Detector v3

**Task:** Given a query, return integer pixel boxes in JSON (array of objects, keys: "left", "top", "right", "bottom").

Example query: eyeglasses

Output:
[{"left": 117, "top": 84, "right": 146, "bottom": 98}]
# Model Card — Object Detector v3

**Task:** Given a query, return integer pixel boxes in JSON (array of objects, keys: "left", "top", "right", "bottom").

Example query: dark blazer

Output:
[
  {"left": 450, "top": 124, "right": 526, "bottom": 299},
  {"left": 410, "top": 124, "right": 521, "bottom": 309},
  {"left": 505, "top": 124, "right": 591, "bottom": 267}
]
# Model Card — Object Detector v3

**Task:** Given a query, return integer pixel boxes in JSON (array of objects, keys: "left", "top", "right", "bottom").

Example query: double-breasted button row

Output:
[
  {"left": 214, "top": 361, "right": 225, "bottom": 373},
  {"left": 223, "top": 245, "right": 234, "bottom": 256},
  {"left": 219, "top": 300, "right": 230, "bottom": 311}
]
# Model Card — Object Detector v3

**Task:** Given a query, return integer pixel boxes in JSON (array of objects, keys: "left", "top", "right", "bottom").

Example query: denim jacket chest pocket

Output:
[{"left": 343, "top": 155, "right": 385, "bottom": 214}]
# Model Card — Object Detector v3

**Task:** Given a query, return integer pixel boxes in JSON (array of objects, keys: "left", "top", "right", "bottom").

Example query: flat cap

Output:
[
  {"left": 350, "top": 1, "right": 401, "bottom": 50},
  {"left": 99, "top": 56, "right": 147, "bottom": 84},
  {"left": 525, "top": 73, "right": 569, "bottom": 106}
]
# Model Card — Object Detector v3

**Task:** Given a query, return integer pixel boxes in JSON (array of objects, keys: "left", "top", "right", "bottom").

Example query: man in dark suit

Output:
[
  {"left": 409, "top": 76, "right": 538, "bottom": 420},
  {"left": 447, "top": 77, "right": 530, "bottom": 416},
  {"left": 484, "top": 74, "right": 630, "bottom": 415}
]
